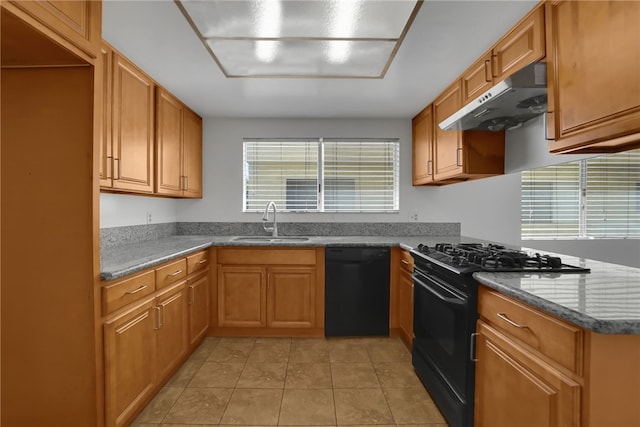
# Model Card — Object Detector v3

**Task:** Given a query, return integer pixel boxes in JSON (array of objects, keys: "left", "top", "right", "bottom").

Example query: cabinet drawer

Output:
[
  {"left": 478, "top": 286, "right": 583, "bottom": 374},
  {"left": 103, "top": 270, "right": 155, "bottom": 314},
  {"left": 187, "top": 251, "right": 209, "bottom": 274},
  {"left": 399, "top": 250, "right": 414, "bottom": 273},
  {"left": 156, "top": 258, "right": 187, "bottom": 290}
]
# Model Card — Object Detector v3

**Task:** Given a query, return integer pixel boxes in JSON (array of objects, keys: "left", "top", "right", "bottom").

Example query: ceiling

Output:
[{"left": 102, "top": 0, "right": 538, "bottom": 119}]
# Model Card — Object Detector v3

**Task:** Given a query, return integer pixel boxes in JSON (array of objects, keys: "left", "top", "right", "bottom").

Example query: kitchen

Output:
[{"left": 2, "top": 1, "right": 640, "bottom": 427}]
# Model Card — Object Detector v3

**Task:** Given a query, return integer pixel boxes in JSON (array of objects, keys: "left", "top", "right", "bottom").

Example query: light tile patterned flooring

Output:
[{"left": 131, "top": 337, "right": 448, "bottom": 427}]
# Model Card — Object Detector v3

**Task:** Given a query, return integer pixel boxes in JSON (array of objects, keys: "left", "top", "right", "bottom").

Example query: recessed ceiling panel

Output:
[
  {"left": 176, "top": 0, "right": 422, "bottom": 78},
  {"left": 208, "top": 39, "right": 396, "bottom": 77}
]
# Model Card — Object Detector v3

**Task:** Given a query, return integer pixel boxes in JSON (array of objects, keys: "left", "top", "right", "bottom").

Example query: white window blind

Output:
[
  {"left": 521, "top": 149, "right": 640, "bottom": 239},
  {"left": 243, "top": 138, "right": 399, "bottom": 212}
]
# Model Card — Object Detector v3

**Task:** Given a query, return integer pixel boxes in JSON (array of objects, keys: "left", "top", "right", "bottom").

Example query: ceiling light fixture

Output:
[
  {"left": 254, "top": 0, "right": 282, "bottom": 62},
  {"left": 327, "top": 0, "right": 362, "bottom": 64},
  {"left": 175, "top": 0, "right": 423, "bottom": 78}
]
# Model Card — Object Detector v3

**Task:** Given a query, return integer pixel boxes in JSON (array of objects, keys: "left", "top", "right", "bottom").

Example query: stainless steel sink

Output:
[{"left": 231, "top": 236, "right": 310, "bottom": 242}]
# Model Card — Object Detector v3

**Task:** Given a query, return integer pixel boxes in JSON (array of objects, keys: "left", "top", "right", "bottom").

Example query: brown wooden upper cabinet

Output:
[
  {"left": 412, "top": 105, "right": 435, "bottom": 185},
  {"left": 432, "top": 81, "right": 505, "bottom": 182},
  {"left": 545, "top": 1, "right": 640, "bottom": 154},
  {"left": 462, "top": 6, "right": 545, "bottom": 105},
  {"left": 4, "top": 0, "right": 101, "bottom": 61},
  {"left": 156, "top": 88, "right": 203, "bottom": 198},
  {"left": 106, "top": 46, "right": 156, "bottom": 193}
]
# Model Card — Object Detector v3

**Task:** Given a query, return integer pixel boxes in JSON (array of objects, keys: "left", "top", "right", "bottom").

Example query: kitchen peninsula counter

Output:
[{"left": 101, "top": 235, "right": 640, "bottom": 334}]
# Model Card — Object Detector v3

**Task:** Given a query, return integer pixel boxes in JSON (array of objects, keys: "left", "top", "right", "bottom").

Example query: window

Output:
[
  {"left": 244, "top": 138, "right": 399, "bottom": 212},
  {"left": 521, "top": 149, "right": 640, "bottom": 239}
]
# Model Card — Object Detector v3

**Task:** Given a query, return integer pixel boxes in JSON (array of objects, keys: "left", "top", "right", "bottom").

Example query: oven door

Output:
[{"left": 412, "top": 268, "right": 473, "bottom": 402}]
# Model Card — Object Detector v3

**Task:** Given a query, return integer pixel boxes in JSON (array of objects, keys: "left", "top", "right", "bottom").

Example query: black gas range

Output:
[
  {"left": 409, "top": 243, "right": 589, "bottom": 427},
  {"left": 413, "top": 242, "right": 590, "bottom": 275}
]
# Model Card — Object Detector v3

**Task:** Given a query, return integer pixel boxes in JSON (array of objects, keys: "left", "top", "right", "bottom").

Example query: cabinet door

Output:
[
  {"left": 433, "top": 81, "right": 464, "bottom": 180},
  {"left": 188, "top": 272, "right": 210, "bottom": 346},
  {"left": 547, "top": 1, "right": 640, "bottom": 153},
  {"left": 104, "top": 300, "right": 156, "bottom": 427},
  {"left": 398, "top": 269, "right": 414, "bottom": 346},
  {"left": 7, "top": 0, "right": 101, "bottom": 60},
  {"left": 155, "top": 88, "right": 184, "bottom": 196},
  {"left": 492, "top": 6, "right": 545, "bottom": 81},
  {"left": 412, "top": 106, "right": 434, "bottom": 185},
  {"left": 183, "top": 107, "right": 203, "bottom": 198},
  {"left": 112, "top": 53, "right": 155, "bottom": 193},
  {"left": 474, "top": 321, "right": 580, "bottom": 427},
  {"left": 155, "top": 282, "right": 188, "bottom": 381},
  {"left": 462, "top": 52, "right": 493, "bottom": 104},
  {"left": 218, "top": 265, "right": 266, "bottom": 328},
  {"left": 267, "top": 266, "right": 316, "bottom": 328},
  {"left": 99, "top": 43, "right": 113, "bottom": 188}
]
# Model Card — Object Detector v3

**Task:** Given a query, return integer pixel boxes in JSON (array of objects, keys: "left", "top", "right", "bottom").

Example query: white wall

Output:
[
  {"left": 101, "top": 115, "right": 639, "bottom": 267},
  {"left": 100, "top": 193, "right": 178, "bottom": 228}
]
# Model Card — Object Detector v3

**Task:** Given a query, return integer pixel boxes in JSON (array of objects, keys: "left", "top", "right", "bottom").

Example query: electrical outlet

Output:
[{"left": 146, "top": 211, "right": 152, "bottom": 224}]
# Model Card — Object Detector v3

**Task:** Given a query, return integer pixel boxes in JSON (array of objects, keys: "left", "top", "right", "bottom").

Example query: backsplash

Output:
[
  {"left": 176, "top": 222, "right": 460, "bottom": 237},
  {"left": 101, "top": 223, "right": 177, "bottom": 249},
  {"left": 101, "top": 221, "right": 460, "bottom": 249}
]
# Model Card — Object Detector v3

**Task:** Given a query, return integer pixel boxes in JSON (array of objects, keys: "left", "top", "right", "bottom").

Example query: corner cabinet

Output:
[
  {"left": 215, "top": 247, "right": 325, "bottom": 337},
  {"left": 156, "top": 88, "right": 203, "bottom": 198},
  {"left": 545, "top": 1, "right": 640, "bottom": 153}
]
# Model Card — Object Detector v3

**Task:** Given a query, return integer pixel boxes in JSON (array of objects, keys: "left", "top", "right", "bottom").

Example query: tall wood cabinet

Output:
[
  {"left": 546, "top": 1, "right": 640, "bottom": 153},
  {"left": 215, "top": 247, "right": 324, "bottom": 336},
  {"left": 1, "top": 2, "right": 103, "bottom": 426}
]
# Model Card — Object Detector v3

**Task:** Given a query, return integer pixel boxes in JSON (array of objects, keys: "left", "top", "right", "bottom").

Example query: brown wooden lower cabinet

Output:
[
  {"left": 188, "top": 270, "right": 211, "bottom": 347},
  {"left": 474, "top": 320, "right": 581, "bottom": 427},
  {"left": 214, "top": 247, "right": 324, "bottom": 336},
  {"left": 104, "top": 299, "right": 157, "bottom": 427},
  {"left": 102, "top": 250, "right": 211, "bottom": 427},
  {"left": 397, "top": 250, "right": 414, "bottom": 349},
  {"left": 155, "top": 281, "right": 188, "bottom": 381}
]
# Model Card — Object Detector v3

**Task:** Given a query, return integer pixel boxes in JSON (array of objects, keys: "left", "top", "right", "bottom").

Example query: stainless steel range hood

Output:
[{"left": 439, "top": 62, "right": 547, "bottom": 132}]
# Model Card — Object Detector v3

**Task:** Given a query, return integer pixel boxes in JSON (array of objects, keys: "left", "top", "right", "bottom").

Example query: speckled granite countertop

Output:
[
  {"left": 101, "top": 235, "right": 640, "bottom": 334},
  {"left": 474, "top": 251, "right": 640, "bottom": 334}
]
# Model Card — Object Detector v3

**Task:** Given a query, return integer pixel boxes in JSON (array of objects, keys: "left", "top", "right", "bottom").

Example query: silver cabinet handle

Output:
[
  {"left": 497, "top": 312, "right": 529, "bottom": 329},
  {"left": 197, "top": 259, "right": 208, "bottom": 264},
  {"left": 427, "top": 159, "right": 433, "bottom": 176},
  {"left": 113, "top": 158, "right": 120, "bottom": 180},
  {"left": 124, "top": 284, "right": 147, "bottom": 295},
  {"left": 167, "top": 269, "right": 183, "bottom": 277},
  {"left": 401, "top": 259, "right": 410, "bottom": 265},
  {"left": 159, "top": 305, "right": 165, "bottom": 328}
]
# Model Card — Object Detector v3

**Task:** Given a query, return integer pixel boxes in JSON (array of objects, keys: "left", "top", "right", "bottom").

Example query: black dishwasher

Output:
[{"left": 325, "top": 247, "right": 390, "bottom": 337}]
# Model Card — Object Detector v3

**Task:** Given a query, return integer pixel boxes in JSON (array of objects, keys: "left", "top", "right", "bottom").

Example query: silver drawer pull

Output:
[
  {"left": 167, "top": 269, "right": 183, "bottom": 277},
  {"left": 497, "top": 312, "right": 529, "bottom": 329},
  {"left": 124, "top": 284, "right": 147, "bottom": 295},
  {"left": 197, "top": 259, "right": 208, "bottom": 264},
  {"left": 401, "top": 259, "right": 410, "bottom": 265}
]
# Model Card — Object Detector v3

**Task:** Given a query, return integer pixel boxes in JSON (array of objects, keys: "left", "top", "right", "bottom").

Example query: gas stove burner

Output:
[{"left": 414, "top": 242, "right": 590, "bottom": 274}]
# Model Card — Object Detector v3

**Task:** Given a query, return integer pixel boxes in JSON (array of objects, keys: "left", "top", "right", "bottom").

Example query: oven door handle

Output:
[{"left": 414, "top": 276, "right": 466, "bottom": 306}]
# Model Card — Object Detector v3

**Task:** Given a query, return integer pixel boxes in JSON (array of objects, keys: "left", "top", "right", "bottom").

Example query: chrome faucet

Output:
[{"left": 262, "top": 201, "right": 278, "bottom": 236}]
